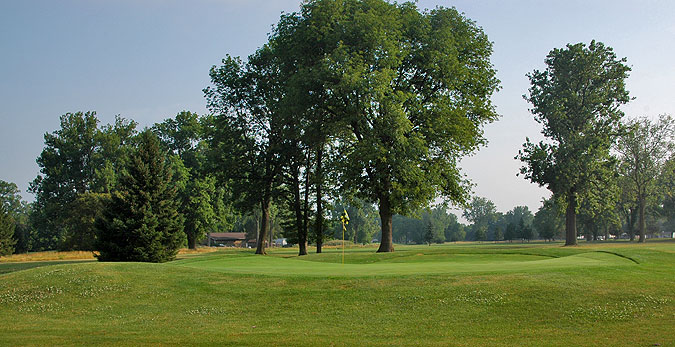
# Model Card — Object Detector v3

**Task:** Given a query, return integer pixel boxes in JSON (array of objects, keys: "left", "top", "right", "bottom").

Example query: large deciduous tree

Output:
[
  {"left": 30, "top": 112, "right": 137, "bottom": 250},
  {"left": 96, "top": 130, "right": 185, "bottom": 262},
  {"left": 517, "top": 41, "right": 631, "bottom": 246},
  {"left": 204, "top": 49, "right": 284, "bottom": 255},
  {"left": 279, "top": 0, "right": 500, "bottom": 252},
  {"left": 615, "top": 114, "right": 674, "bottom": 242},
  {"left": 154, "top": 112, "right": 234, "bottom": 249},
  {"left": 30, "top": 112, "right": 100, "bottom": 250}
]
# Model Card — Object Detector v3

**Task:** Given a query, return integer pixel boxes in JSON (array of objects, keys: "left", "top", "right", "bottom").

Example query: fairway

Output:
[{"left": 1, "top": 242, "right": 673, "bottom": 346}]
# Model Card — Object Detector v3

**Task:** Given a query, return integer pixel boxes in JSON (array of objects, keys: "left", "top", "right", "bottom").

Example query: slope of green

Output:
[
  {"left": 1, "top": 242, "right": 673, "bottom": 346},
  {"left": 170, "top": 249, "right": 635, "bottom": 277}
]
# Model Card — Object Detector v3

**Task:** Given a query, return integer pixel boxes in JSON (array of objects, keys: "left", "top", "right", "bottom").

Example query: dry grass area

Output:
[
  {"left": 177, "top": 247, "right": 219, "bottom": 256},
  {"left": 1, "top": 247, "right": 220, "bottom": 263},
  {"left": 0, "top": 251, "right": 97, "bottom": 263}
]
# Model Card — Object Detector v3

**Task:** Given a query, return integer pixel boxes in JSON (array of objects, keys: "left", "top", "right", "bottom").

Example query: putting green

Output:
[{"left": 170, "top": 251, "right": 635, "bottom": 277}]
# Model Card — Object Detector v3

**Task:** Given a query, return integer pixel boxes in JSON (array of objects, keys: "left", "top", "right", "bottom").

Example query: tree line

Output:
[{"left": 1, "top": 0, "right": 673, "bottom": 260}]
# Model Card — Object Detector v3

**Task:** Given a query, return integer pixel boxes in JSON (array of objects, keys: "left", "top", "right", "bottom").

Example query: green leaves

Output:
[
  {"left": 518, "top": 40, "right": 631, "bottom": 244},
  {"left": 519, "top": 41, "right": 630, "bottom": 195},
  {"left": 0, "top": 204, "right": 16, "bottom": 256}
]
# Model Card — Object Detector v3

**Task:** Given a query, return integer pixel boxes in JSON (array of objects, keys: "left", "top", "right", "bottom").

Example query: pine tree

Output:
[
  {"left": 424, "top": 220, "right": 434, "bottom": 246},
  {"left": 0, "top": 205, "right": 16, "bottom": 256},
  {"left": 96, "top": 130, "right": 185, "bottom": 262}
]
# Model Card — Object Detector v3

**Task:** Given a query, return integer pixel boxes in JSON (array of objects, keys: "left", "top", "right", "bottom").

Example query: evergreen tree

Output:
[
  {"left": 96, "top": 130, "right": 185, "bottom": 262},
  {"left": 424, "top": 220, "right": 434, "bottom": 246}
]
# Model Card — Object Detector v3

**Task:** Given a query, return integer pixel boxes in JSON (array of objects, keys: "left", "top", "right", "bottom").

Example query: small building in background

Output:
[{"left": 206, "top": 232, "right": 246, "bottom": 247}]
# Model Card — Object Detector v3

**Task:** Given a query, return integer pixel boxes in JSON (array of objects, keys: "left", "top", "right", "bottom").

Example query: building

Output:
[
  {"left": 206, "top": 232, "right": 247, "bottom": 247},
  {"left": 273, "top": 238, "right": 288, "bottom": 247}
]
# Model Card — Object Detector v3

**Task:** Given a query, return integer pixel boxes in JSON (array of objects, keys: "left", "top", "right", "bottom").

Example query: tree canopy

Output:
[
  {"left": 270, "top": 0, "right": 500, "bottom": 252},
  {"left": 518, "top": 40, "right": 631, "bottom": 246},
  {"left": 615, "top": 114, "right": 674, "bottom": 242}
]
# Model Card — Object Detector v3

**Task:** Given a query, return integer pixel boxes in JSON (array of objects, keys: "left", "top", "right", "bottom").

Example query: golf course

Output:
[{"left": 1, "top": 241, "right": 673, "bottom": 346}]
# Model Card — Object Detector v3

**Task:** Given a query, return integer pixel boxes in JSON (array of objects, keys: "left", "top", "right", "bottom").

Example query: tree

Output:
[
  {"left": 0, "top": 180, "right": 26, "bottom": 215},
  {"left": 493, "top": 225, "right": 504, "bottom": 242},
  {"left": 518, "top": 41, "right": 631, "bottom": 246},
  {"left": 617, "top": 175, "right": 639, "bottom": 240},
  {"left": 424, "top": 219, "right": 434, "bottom": 246},
  {"left": 0, "top": 204, "right": 15, "bottom": 256},
  {"left": 154, "top": 112, "right": 234, "bottom": 249},
  {"left": 276, "top": 0, "right": 499, "bottom": 252},
  {"left": 182, "top": 175, "right": 219, "bottom": 249},
  {"left": 518, "top": 217, "right": 535, "bottom": 242},
  {"left": 504, "top": 223, "right": 517, "bottom": 243},
  {"left": 0, "top": 180, "right": 31, "bottom": 253},
  {"left": 659, "top": 154, "right": 675, "bottom": 232},
  {"left": 96, "top": 130, "right": 185, "bottom": 262},
  {"left": 463, "top": 197, "right": 498, "bottom": 241},
  {"left": 29, "top": 112, "right": 137, "bottom": 250},
  {"left": 533, "top": 198, "right": 564, "bottom": 241},
  {"left": 205, "top": 49, "right": 284, "bottom": 255},
  {"left": 445, "top": 220, "right": 466, "bottom": 242},
  {"left": 616, "top": 114, "right": 674, "bottom": 242},
  {"left": 30, "top": 111, "right": 100, "bottom": 250},
  {"left": 94, "top": 116, "right": 138, "bottom": 193},
  {"left": 423, "top": 207, "right": 451, "bottom": 244},
  {"left": 62, "top": 192, "right": 108, "bottom": 251},
  {"left": 331, "top": 200, "right": 379, "bottom": 244}
]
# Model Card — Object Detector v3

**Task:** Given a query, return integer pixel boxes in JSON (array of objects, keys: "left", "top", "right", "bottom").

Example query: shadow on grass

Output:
[{"left": 0, "top": 260, "right": 96, "bottom": 275}]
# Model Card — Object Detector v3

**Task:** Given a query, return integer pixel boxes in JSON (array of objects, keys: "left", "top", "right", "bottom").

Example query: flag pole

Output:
[{"left": 340, "top": 208, "right": 349, "bottom": 265}]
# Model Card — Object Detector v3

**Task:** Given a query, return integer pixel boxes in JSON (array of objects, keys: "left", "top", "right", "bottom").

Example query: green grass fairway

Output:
[{"left": 1, "top": 242, "right": 673, "bottom": 346}]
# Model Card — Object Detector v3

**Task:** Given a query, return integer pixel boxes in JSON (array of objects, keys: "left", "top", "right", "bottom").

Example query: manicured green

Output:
[{"left": 1, "top": 242, "right": 673, "bottom": 346}]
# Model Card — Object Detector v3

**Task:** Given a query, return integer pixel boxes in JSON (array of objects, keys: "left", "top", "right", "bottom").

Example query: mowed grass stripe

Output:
[{"left": 170, "top": 251, "right": 636, "bottom": 277}]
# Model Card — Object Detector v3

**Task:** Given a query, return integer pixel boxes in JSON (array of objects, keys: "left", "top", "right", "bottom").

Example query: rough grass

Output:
[
  {"left": 0, "top": 251, "right": 96, "bottom": 263},
  {"left": 0, "top": 241, "right": 673, "bottom": 346}
]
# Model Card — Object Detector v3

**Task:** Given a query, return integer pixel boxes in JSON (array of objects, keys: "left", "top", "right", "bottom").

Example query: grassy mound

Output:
[{"left": 0, "top": 242, "right": 673, "bottom": 346}]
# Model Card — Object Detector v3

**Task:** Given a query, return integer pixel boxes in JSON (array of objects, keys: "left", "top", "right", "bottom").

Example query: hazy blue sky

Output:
[{"left": 1, "top": 0, "right": 674, "bottom": 218}]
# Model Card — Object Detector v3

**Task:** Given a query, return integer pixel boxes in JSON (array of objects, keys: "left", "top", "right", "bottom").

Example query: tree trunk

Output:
[
  {"left": 293, "top": 172, "right": 307, "bottom": 256},
  {"left": 377, "top": 194, "right": 394, "bottom": 252},
  {"left": 256, "top": 198, "right": 271, "bottom": 255},
  {"left": 269, "top": 212, "right": 273, "bottom": 248},
  {"left": 315, "top": 146, "right": 324, "bottom": 254},
  {"left": 565, "top": 192, "right": 578, "bottom": 246},
  {"left": 628, "top": 207, "right": 636, "bottom": 241},
  {"left": 303, "top": 155, "right": 310, "bottom": 252},
  {"left": 187, "top": 232, "right": 196, "bottom": 249},
  {"left": 354, "top": 218, "right": 358, "bottom": 244},
  {"left": 638, "top": 197, "right": 646, "bottom": 243}
]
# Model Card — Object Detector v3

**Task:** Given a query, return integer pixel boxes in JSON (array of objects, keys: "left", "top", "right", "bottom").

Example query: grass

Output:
[{"left": 0, "top": 241, "right": 673, "bottom": 346}]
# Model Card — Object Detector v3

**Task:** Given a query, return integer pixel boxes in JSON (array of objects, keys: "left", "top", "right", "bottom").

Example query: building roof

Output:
[{"left": 208, "top": 232, "right": 247, "bottom": 241}]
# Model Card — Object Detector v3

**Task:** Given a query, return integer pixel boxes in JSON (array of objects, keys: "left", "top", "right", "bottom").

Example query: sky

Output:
[{"left": 1, "top": 0, "right": 674, "bottom": 219}]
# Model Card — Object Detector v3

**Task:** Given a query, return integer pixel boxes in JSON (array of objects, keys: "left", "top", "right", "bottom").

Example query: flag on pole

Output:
[{"left": 340, "top": 208, "right": 349, "bottom": 264}]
